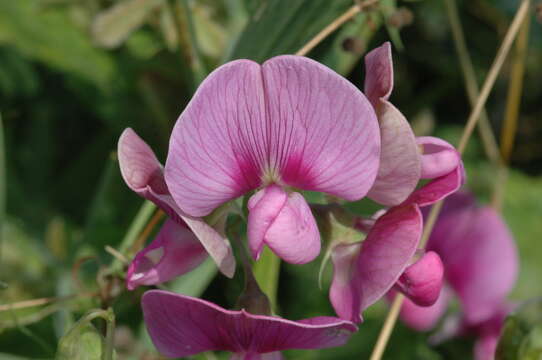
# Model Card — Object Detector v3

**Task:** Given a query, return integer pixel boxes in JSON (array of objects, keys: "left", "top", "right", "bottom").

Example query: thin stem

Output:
[
  {"left": 109, "top": 201, "right": 156, "bottom": 273},
  {"left": 444, "top": 0, "right": 501, "bottom": 165},
  {"left": 369, "top": 1, "right": 531, "bottom": 359},
  {"left": 0, "top": 293, "right": 93, "bottom": 312},
  {"left": 178, "top": 0, "right": 207, "bottom": 86},
  {"left": 492, "top": 14, "right": 530, "bottom": 209},
  {"left": 295, "top": 0, "right": 380, "bottom": 56},
  {"left": 369, "top": 294, "right": 404, "bottom": 360},
  {"left": 456, "top": 0, "right": 531, "bottom": 154}
]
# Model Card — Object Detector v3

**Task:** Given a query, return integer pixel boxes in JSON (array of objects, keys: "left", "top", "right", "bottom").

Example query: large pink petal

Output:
[
  {"left": 142, "top": 290, "right": 357, "bottom": 358},
  {"left": 261, "top": 56, "right": 380, "bottom": 200},
  {"left": 330, "top": 242, "right": 362, "bottom": 323},
  {"left": 428, "top": 201, "right": 518, "bottom": 324},
  {"left": 357, "top": 204, "right": 423, "bottom": 311},
  {"left": 417, "top": 137, "right": 460, "bottom": 179},
  {"left": 364, "top": 42, "right": 393, "bottom": 108},
  {"left": 165, "top": 60, "right": 265, "bottom": 217},
  {"left": 166, "top": 57, "right": 380, "bottom": 218},
  {"left": 394, "top": 251, "right": 444, "bottom": 306},
  {"left": 367, "top": 102, "right": 421, "bottom": 205},
  {"left": 126, "top": 219, "right": 208, "bottom": 290},
  {"left": 118, "top": 128, "right": 235, "bottom": 278},
  {"left": 249, "top": 186, "right": 320, "bottom": 264},
  {"left": 396, "top": 287, "right": 450, "bottom": 331},
  {"left": 402, "top": 162, "right": 465, "bottom": 207}
]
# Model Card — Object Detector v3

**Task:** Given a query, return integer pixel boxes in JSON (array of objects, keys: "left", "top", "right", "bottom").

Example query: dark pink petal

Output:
[
  {"left": 394, "top": 251, "right": 444, "bottom": 306},
  {"left": 230, "top": 352, "right": 283, "bottom": 360},
  {"left": 397, "top": 287, "right": 450, "bottom": 331},
  {"left": 248, "top": 185, "right": 320, "bottom": 264},
  {"left": 126, "top": 219, "right": 208, "bottom": 290},
  {"left": 356, "top": 204, "right": 423, "bottom": 312},
  {"left": 367, "top": 102, "right": 421, "bottom": 206},
  {"left": 417, "top": 137, "right": 460, "bottom": 179},
  {"left": 166, "top": 56, "right": 380, "bottom": 217},
  {"left": 474, "top": 334, "right": 498, "bottom": 360},
  {"left": 402, "top": 162, "right": 465, "bottom": 207},
  {"left": 330, "top": 242, "right": 362, "bottom": 323},
  {"left": 142, "top": 290, "right": 357, "bottom": 358},
  {"left": 118, "top": 128, "right": 235, "bottom": 278},
  {"left": 364, "top": 42, "right": 393, "bottom": 108},
  {"left": 428, "top": 202, "right": 518, "bottom": 324}
]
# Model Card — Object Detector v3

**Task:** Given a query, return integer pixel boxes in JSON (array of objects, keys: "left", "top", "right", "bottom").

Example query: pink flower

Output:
[
  {"left": 329, "top": 204, "right": 425, "bottom": 323},
  {"left": 396, "top": 192, "right": 519, "bottom": 360},
  {"left": 142, "top": 290, "right": 357, "bottom": 359},
  {"left": 364, "top": 42, "right": 464, "bottom": 207},
  {"left": 118, "top": 129, "right": 236, "bottom": 289},
  {"left": 328, "top": 42, "right": 468, "bottom": 323},
  {"left": 164, "top": 56, "right": 381, "bottom": 264}
]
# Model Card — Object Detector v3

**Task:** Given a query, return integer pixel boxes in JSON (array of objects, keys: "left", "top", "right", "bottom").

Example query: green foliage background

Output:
[{"left": 0, "top": 0, "right": 541, "bottom": 359}]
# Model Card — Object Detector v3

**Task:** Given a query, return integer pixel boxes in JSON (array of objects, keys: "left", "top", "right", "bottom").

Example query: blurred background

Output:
[{"left": 0, "top": 0, "right": 541, "bottom": 359}]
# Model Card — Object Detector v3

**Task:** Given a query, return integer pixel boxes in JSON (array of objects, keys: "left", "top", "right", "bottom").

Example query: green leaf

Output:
[
  {"left": 167, "top": 257, "right": 218, "bottom": 297},
  {"left": 56, "top": 308, "right": 116, "bottom": 360},
  {"left": 91, "top": 0, "right": 165, "bottom": 49},
  {"left": 56, "top": 321, "right": 105, "bottom": 360},
  {"left": 0, "top": 0, "right": 115, "bottom": 89},
  {"left": 228, "top": 0, "right": 353, "bottom": 62},
  {"left": 253, "top": 247, "right": 280, "bottom": 311}
]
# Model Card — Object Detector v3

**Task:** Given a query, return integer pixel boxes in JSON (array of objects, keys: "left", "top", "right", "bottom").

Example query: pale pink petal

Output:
[
  {"left": 118, "top": 128, "right": 176, "bottom": 217},
  {"left": 357, "top": 204, "right": 423, "bottom": 311},
  {"left": 330, "top": 242, "right": 362, "bottom": 323},
  {"left": 165, "top": 60, "right": 265, "bottom": 217},
  {"left": 402, "top": 162, "right": 465, "bottom": 207},
  {"left": 182, "top": 215, "right": 236, "bottom": 278},
  {"left": 428, "top": 200, "right": 518, "bottom": 324},
  {"left": 126, "top": 219, "right": 208, "bottom": 290},
  {"left": 367, "top": 102, "right": 421, "bottom": 205},
  {"left": 247, "top": 185, "right": 288, "bottom": 260},
  {"left": 253, "top": 188, "right": 320, "bottom": 264},
  {"left": 262, "top": 56, "right": 380, "bottom": 201},
  {"left": 118, "top": 128, "right": 236, "bottom": 278},
  {"left": 166, "top": 57, "right": 380, "bottom": 218},
  {"left": 142, "top": 290, "right": 357, "bottom": 358},
  {"left": 364, "top": 42, "right": 393, "bottom": 107},
  {"left": 394, "top": 251, "right": 444, "bottom": 306},
  {"left": 397, "top": 287, "right": 450, "bottom": 331},
  {"left": 417, "top": 137, "right": 460, "bottom": 179}
]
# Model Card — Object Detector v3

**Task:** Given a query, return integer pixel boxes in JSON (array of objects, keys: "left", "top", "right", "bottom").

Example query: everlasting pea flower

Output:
[
  {"left": 396, "top": 192, "right": 518, "bottom": 360},
  {"left": 164, "top": 56, "right": 381, "bottom": 264},
  {"left": 118, "top": 129, "right": 236, "bottom": 289},
  {"left": 329, "top": 203, "right": 425, "bottom": 323},
  {"left": 142, "top": 290, "right": 358, "bottom": 359},
  {"left": 363, "top": 42, "right": 464, "bottom": 207}
]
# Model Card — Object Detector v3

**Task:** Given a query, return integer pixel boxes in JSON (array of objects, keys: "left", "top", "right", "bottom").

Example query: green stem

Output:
[
  {"left": 109, "top": 201, "right": 156, "bottom": 273},
  {"left": 252, "top": 247, "right": 280, "bottom": 312},
  {"left": 178, "top": 0, "right": 207, "bottom": 87}
]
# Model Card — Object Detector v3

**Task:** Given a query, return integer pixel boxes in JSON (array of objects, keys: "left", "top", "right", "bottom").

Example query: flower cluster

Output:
[{"left": 115, "top": 42, "right": 513, "bottom": 359}]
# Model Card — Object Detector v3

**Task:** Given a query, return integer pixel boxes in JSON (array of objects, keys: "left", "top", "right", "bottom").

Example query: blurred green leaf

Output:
[
  {"left": 0, "top": 114, "right": 5, "bottom": 263},
  {"left": 0, "top": 0, "right": 115, "bottom": 89},
  {"left": 56, "top": 308, "right": 116, "bottom": 360},
  {"left": 497, "top": 299, "right": 542, "bottom": 360},
  {"left": 167, "top": 257, "right": 218, "bottom": 297},
  {"left": 228, "top": 0, "right": 353, "bottom": 62},
  {"left": 91, "top": 0, "right": 164, "bottom": 49}
]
